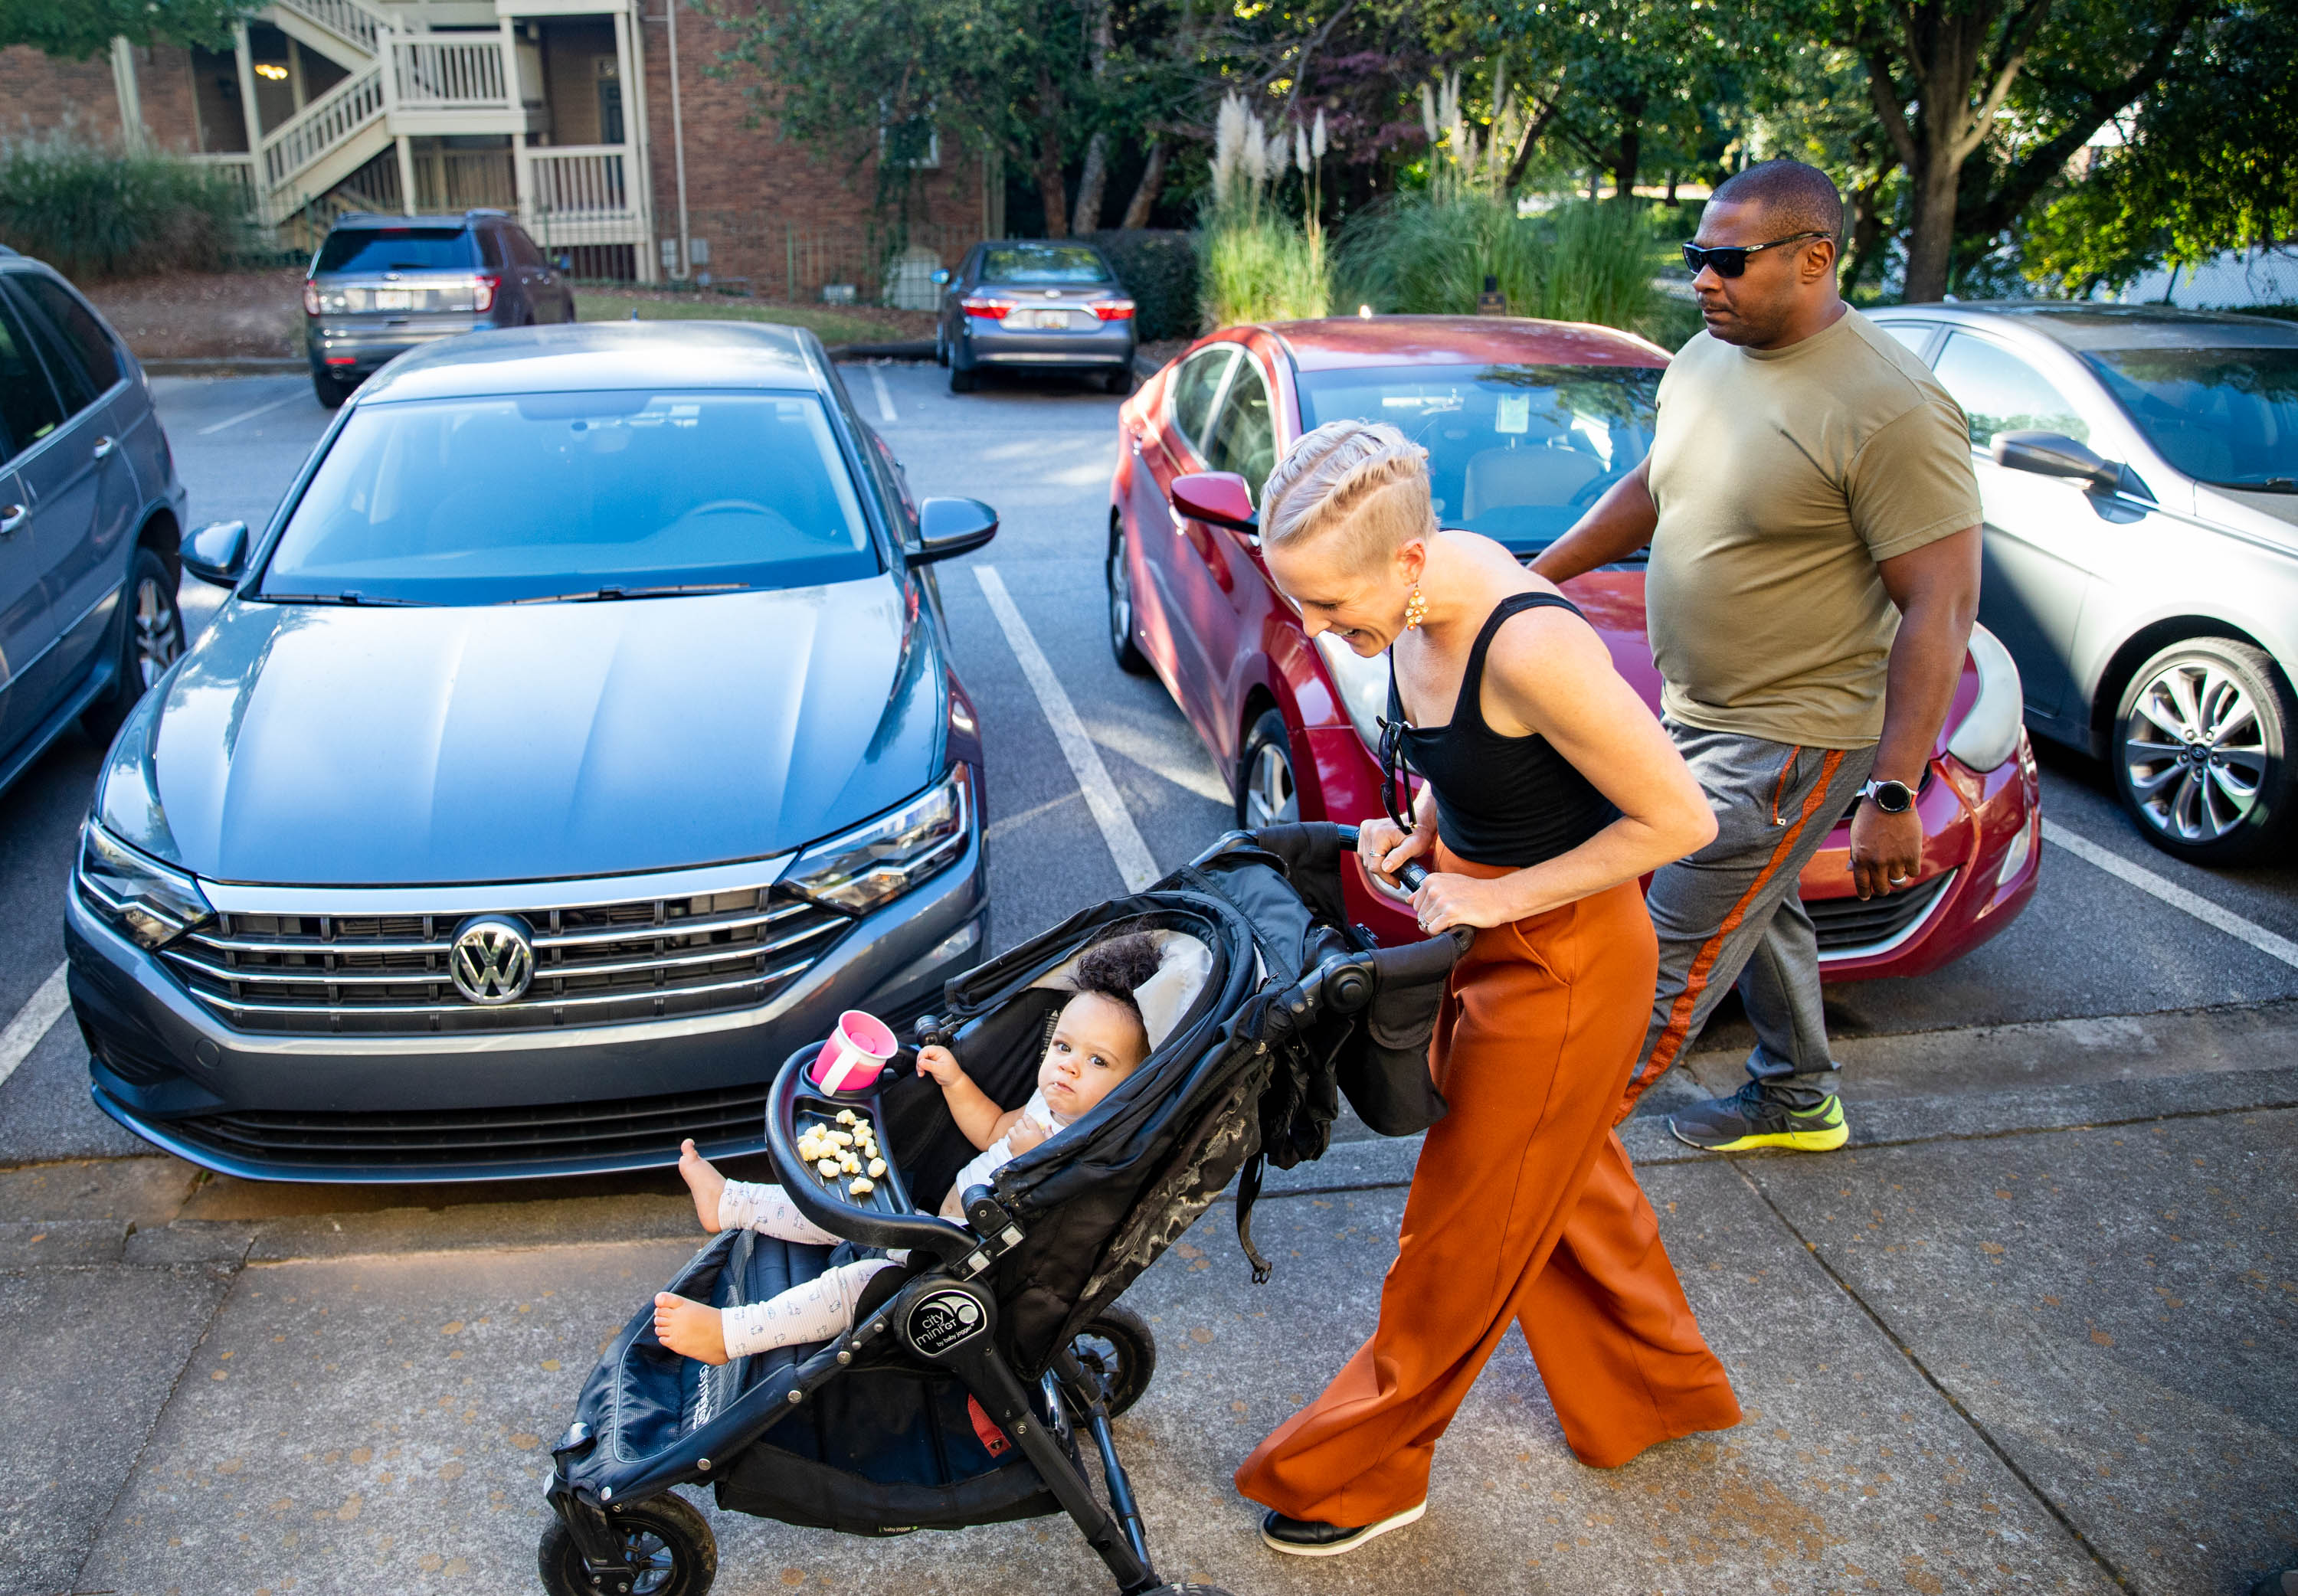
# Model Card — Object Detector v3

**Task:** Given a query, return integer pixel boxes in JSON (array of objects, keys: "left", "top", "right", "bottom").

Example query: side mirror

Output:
[
  {"left": 182, "top": 519, "right": 249, "bottom": 587},
  {"left": 1171, "top": 471, "right": 1257, "bottom": 534},
  {"left": 912, "top": 496, "right": 997, "bottom": 564},
  {"left": 1992, "top": 430, "right": 2122, "bottom": 494},
  {"left": 930, "top": 269, "right": 951, "bottom": 286}
]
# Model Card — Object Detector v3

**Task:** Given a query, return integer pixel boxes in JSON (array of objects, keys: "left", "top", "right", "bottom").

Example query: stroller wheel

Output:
[
  {"left": 538, "top": 1493, "right": 717, "bottom": 1596},
  {"left": 1069, "top": 1303, "right": 1157, "bottom": 1418}
]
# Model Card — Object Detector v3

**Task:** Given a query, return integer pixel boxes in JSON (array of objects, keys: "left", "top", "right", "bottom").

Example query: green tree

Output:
[
  {"left": 0, "top": 0, "right": 257, "bottom": 58},
  {"left": 2021, "top": 0, "right": 2296, "bottom": 293}
]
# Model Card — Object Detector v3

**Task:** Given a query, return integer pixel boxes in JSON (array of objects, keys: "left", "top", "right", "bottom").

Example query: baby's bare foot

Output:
[
  {"left": 678, "top": 1138, "right": 724, "bottom": 1233},
  {"left": 653, "top": 1292, "right": 728, "bottom": 1365}
]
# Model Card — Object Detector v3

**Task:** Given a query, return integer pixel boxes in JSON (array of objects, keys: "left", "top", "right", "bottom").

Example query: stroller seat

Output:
[{"left": 542, "top": 824, "right": 1465, "bottom": 1596}]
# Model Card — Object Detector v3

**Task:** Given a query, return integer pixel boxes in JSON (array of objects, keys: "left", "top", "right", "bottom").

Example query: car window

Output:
[
  {"left": 0, "top": 289, "right": 67, "bottom": 461},
  {"left": 14, "top": 274, "right": 121, "bottom": 393},
  {"left": 1877, "top": 320, "right": 1938, "bottom": 357},
  {"left": 1932, "top": 332, "right": 2090, "bottom": 449},
  {"left": 1298, "top": 364, "right": 1662, "bottom": 552},
  {"left": 1167, "top": 346, "right": 1236, "bottom": 456},
  {"left": 505, "top": 228, "right": 544, "bottom": 269},
  {"left": 5, "top": 280, "right": 95, "bottom": 417},
  {"left": 476, "top": 229, "right": 506, "bottom": 270},
  {"left": 980, "top": 244, "right": 1108, "bottom": 285},
  {"left": 2084, "top": 345, "right": 2298, "bottom": 491},
  {"left": 315, "top": 227, "right": 481, "bottom": 273},
  {"left": 260, "top": 390, "right": 879, "bottom": 605},
  {"left": 1205, "top": 359, "right": 1277, "bottom": 499}
]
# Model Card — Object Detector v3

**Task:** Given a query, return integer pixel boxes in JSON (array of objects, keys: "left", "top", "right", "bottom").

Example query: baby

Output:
[{"left": 653, "top": 932, "right": 1163, "bottom": 1365}]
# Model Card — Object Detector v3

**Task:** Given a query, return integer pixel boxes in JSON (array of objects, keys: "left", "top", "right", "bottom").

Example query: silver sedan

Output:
[
  {"left": 1871, "top": 303, "right": 2297, "bottom": 864},
  {"left": 934, "top": 240, "right": 1137, "bottom": 394}
]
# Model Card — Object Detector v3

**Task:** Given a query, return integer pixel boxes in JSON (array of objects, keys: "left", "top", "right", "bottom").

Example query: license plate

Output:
[
  {"left": 1026, "top": 309, "right": 1071, "bottom": 330},
  {"left": 372, "top": 289, "right": 414, "bottom": 311}
]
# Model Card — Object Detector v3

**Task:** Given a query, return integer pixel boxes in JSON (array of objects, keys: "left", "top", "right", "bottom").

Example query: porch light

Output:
[{"left": 255, "top": 61, "right": 289, "bottom": 80}]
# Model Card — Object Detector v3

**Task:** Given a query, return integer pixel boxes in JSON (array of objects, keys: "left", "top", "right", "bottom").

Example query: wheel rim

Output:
[
  {"left": 1108, "top": 535, "right": 1134, "bottom": 652},
  {"left": 620, "top": 1525, "right": 676, "bottom": 1595},
  {"left": 2123, "top": 656, "right": 2268, "bottom": 844},
  {"left": 133, "top": 574, "right": 182, "bottom": 689},
  {"left": 1244, "top": 739, "right": 1298, "bottom": 827}
]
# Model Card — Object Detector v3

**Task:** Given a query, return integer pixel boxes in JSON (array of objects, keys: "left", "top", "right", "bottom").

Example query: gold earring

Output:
[{"left": 1403, "top": 586, "right": 1429, "bottom": 630}]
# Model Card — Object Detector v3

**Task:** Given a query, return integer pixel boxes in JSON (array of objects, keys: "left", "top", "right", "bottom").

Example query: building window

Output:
[{"left": 595, "top": 58, "right": 624, "bottom": 146}]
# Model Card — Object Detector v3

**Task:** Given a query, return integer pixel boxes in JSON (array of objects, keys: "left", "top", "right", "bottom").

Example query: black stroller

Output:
[{"left": 539, "top": 824, "right": 1465, "bottom": 1596}]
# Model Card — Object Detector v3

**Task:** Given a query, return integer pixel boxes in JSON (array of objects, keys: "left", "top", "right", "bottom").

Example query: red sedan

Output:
[{"left": 1106, "top": 316, "right": 2041, "bottom": 976}]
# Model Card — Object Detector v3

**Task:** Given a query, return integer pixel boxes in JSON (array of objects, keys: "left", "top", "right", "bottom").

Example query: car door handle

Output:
[
  {"left": 0, "top": 504, "right": 25, "bottom": 535},
  {"left": 92, "top": 436, "right": 116, "bottom": 460}
]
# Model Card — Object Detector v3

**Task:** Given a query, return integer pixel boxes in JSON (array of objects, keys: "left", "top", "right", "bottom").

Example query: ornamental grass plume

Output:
[{"left": 1200, "top": 90, "right": 1331, "bottom": 328}]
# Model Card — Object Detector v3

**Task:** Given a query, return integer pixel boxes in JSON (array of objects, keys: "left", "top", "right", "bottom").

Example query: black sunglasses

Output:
[{"left": 1681, "top": 231, "right": 1831, "bottom": 278}]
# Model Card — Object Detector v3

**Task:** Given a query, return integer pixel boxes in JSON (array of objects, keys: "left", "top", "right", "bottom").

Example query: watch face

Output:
[{"left": 1874, "top": 780, "right": 1913, "bottom": 813}]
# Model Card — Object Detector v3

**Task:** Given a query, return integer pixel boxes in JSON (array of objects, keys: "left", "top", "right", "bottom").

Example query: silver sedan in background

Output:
[
  {"left": 933, "top": 240, "right": 1137, "bottom": 395},
  {"left": 1871, "top": 303, "right": 2298, "bottom": 865}
]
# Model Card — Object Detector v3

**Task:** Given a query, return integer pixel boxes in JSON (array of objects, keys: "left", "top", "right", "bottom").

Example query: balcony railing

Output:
[
  {"left": 261, "top": 64, "right": 386, "bottom": 189},
  {"left": 275, "top": 0, "right": 385, "bottom": 58},
  {"left": 530, "top": 148, "right": 630, "bottom": 217},
  {"left": 413, "top": 148, "right": 516, "bottom": 212},
  {"left": 391, "top": 36, "right": 509, "bottom": 110}
]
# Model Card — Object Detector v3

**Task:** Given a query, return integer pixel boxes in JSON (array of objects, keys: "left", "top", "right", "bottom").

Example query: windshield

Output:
[
  {"left": 1296, "top": 365, "right": 1661, "bottom": 551},
  {"left": 260, "top": 390, "right": 878, "bottom": 605},
  {"left": 981, "top": 245, "right": 1109, "bottom": 286},
  {"left": 2085, "top": 346, "right": 2298, "bottom": 490},
  {"left": 315, "top": 227, "right": 479, "bottom": 274}
]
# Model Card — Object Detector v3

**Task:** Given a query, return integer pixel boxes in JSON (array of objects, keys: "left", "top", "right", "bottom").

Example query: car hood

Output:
[
  {"left": 110, "top": 577, "right": 941, "bottom": 885},
  {"left": 2196, "top": 483, "right": 2298, "bottom": 538}
]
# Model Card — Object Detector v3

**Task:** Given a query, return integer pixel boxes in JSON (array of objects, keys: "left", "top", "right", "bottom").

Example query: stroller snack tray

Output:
[{"left": 791, "top": 1093, "right": 917, "bottom": 1219}]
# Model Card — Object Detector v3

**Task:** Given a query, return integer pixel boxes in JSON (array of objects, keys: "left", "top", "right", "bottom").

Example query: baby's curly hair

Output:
[{"left": 1068, "top": 930, "right": 1163, "bottom": 1040}]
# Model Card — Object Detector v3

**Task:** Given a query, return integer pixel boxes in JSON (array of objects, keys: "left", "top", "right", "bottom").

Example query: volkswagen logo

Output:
[{"left": 449, "top": 915, "right": 535, "bottom": 1005}]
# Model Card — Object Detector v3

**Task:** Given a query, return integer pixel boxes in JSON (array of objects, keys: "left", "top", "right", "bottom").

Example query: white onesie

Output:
[{"left": 709, "top": 1088, "right": 1073, "bottom": 1359}]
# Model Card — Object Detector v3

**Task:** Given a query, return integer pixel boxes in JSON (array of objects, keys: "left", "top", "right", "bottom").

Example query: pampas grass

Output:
[
  {"left": 1199, "top": 90, "right": 1331, "bottom": 328},
  {"left": 1338, "top": 195, "right": 1662, "bottom": 336},
  {"left": 0, "top": 130, "right": 250, "bottom": 279}
]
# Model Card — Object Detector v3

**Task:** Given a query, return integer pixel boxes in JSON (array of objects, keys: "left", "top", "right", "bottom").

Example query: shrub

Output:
[
  {"left": 0, "top": 132, "right": 250, "bottom": 280},
  {"left": 1085, "top": 227, "right": 1199, "bottom": 342},
  {"left": 1200, "top": 218, "right": 1329, "bottom": 329},
  {"left": 1337, "top": 194, "right": 1668, "bottom": 342}
]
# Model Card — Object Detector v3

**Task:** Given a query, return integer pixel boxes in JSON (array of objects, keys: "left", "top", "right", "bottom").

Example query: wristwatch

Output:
[{"left": 1858, "top": 777, "right": 1915, "bottom": 814}]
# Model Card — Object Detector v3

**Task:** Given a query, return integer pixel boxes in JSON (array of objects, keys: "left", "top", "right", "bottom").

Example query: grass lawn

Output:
[{"left": 573, "top": 289, "right": 931, "bottom": 347}]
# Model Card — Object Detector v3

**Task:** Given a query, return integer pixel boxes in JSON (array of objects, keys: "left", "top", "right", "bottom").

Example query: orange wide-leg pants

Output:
[{"left": 1236, "top": 852, "right": 1741, "bottom": 1525}]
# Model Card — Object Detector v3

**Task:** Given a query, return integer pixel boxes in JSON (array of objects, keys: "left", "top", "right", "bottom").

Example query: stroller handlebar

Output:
[
  {"left": 765, "top": 1045, "right": 981, "bottom": 1265},
  {"left": 1336, "top": 824, "right": 1474, "bottom": 953}
]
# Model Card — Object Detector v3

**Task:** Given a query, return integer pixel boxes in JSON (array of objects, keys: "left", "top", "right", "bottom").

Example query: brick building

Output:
[{"left": 0, "top": 0, "right": 991, "bottom": 293}]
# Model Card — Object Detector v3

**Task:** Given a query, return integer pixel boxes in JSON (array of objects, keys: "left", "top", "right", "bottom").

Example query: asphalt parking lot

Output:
[{"left": 2, "top": 358, "right": 2293, "bottom": 1596}]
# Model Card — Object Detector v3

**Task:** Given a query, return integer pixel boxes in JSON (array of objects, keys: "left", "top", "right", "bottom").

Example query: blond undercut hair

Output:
[{"left": 1260, "top": 420, "right": 1437, "bottom": 572}]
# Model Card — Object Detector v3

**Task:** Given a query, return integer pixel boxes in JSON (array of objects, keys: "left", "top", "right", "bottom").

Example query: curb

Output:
[{"left": 827, "top": 340, "right": 937, "bottom": 361}]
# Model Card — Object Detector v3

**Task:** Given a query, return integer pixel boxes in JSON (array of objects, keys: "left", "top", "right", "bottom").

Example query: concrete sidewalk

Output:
[{"left": 5, "top": 1001, "right": 2293, "bottom": 1595}]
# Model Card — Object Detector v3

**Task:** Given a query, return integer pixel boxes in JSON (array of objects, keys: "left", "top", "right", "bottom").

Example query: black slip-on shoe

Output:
[{"left": 1259, "top": 1501, "right": 1426, "bottom": 1557}]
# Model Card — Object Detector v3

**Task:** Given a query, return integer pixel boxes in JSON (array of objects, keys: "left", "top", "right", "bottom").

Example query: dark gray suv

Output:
[
  {"left": 303, "top": 208, "right": 577, "bottom": 408},
  {"left": 0, "top": 247, "right": 187, "bottom": 796}
]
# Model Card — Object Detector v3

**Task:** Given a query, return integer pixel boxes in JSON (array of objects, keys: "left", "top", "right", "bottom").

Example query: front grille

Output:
[
  {"left": 158, "top": 1083, "right": 771, "bottom": 1172},
  {"left": 162, "top": 883, "right": 849, "bottom": 1035},
  {"left": 1809, "top": 869, "right": 1955, "bottom": 958}
]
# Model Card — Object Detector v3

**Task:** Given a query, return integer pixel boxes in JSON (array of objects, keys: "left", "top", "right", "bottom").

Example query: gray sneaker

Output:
[{"left": 1668, "top": 1079, "right": 1849, "bottom": 1153}]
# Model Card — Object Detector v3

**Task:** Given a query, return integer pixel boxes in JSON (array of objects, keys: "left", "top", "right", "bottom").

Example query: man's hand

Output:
[{"left": 1848, "top": 802, "right": 1923, "bottom": 900}]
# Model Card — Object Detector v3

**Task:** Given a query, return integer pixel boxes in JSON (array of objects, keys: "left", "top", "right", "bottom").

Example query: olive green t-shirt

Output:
[{"left": 1644, "top": 309, "right": 1982, "bottom": 749}]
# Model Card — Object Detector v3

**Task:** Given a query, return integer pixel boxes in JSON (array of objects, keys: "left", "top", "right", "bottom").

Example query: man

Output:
[{"left": 1532, "top": 159, "right": 1982, "bottom": 1153}]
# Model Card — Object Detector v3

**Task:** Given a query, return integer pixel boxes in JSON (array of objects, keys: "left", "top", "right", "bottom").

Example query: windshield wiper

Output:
[
  {"left": 259, "top": 591, "right": 435, "bottom": 607},
  {"left": 509, "top": 583, "right": 750, "bottom": 604}
]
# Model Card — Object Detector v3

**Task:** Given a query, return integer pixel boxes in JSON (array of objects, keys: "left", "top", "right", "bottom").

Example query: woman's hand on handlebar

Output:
[
  {"left": 1358, "top": 816, "right": 1434, "bottom": 886},
  {"left": 1411, "top": 871, "right": 1517, "bottom": 934}
]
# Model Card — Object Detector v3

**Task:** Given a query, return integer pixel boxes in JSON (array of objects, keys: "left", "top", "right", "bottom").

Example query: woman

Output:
[{"left": 1235, "top": 420, "right": 1743, "bottom": 1556}]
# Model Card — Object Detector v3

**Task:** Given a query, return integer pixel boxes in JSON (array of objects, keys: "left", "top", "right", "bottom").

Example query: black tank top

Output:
[{"left": 1386, "top": 593, "right": 1620, "bottom": 868}]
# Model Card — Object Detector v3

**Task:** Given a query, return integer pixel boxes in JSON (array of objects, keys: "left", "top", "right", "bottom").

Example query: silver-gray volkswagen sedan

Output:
[{"left": 1871, "top": 304, "right": 2296, "bottom": 864}]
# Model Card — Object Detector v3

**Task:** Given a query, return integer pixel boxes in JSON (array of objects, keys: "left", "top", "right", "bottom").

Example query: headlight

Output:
[
  {"left": 77, "top": 823, "right": 214, "bottom": 949},
  {"left": 781, "top": 764, "right": 973, "bottom": 915},
  {"left": 1313, "top": 631, "right": 1390, "bottom": 752},
  {"left": 1946, "top": 623, "right": 2025, "bottom": 773}
]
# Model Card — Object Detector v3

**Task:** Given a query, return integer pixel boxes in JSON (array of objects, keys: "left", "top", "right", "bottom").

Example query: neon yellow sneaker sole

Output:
[{"left": 1668, "top": 1091, "right": 1849, "bottom": 1153}]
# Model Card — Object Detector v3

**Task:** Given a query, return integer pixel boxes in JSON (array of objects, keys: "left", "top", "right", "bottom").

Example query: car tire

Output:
[
  {"left": 311, "top": 365, "right": 346, "bottom": 409},
  {"left": 2111, "top": 636, "right": 2296, "bottom": 865},
  {"left": 1237, "top": 708, "right": 1300, "bottom": 829},
  {"left": 1107, "top": 522, "right": 1151, "bottom": 675},
  {"left": 950, "top": 365, "right": 977, "bottom": 394},
  {"left": 81, "top": 546, "right": 185, "bottom": 741},
  {"left": 934, "top": 321, "right": 949, "bottom": 367},
  {"left": 1103, "top": 365, "right": 1134, "bottom": 396}
]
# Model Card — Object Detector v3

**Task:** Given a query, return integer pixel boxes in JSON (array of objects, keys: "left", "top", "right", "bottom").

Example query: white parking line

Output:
[
  {"left": 196, "top": 390, "right": 305, "bottom": 436},
  {"left": 869, "top": 367, "right": 898, "bottom": 425},
  {"left": 0, "top": 963, "right": 70, "bottom": 1092},
  {"left": 2044, "top": 819, "right": 2298, "bottom": 970},
  {"left": 975, "top": 565, "right": 1160, "bottom": 893}
]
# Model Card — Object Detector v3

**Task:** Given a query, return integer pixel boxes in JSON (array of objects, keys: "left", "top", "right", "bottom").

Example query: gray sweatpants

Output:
[{"left": 1620, "top": 721, "right": 1876, "bottom": 1114}]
